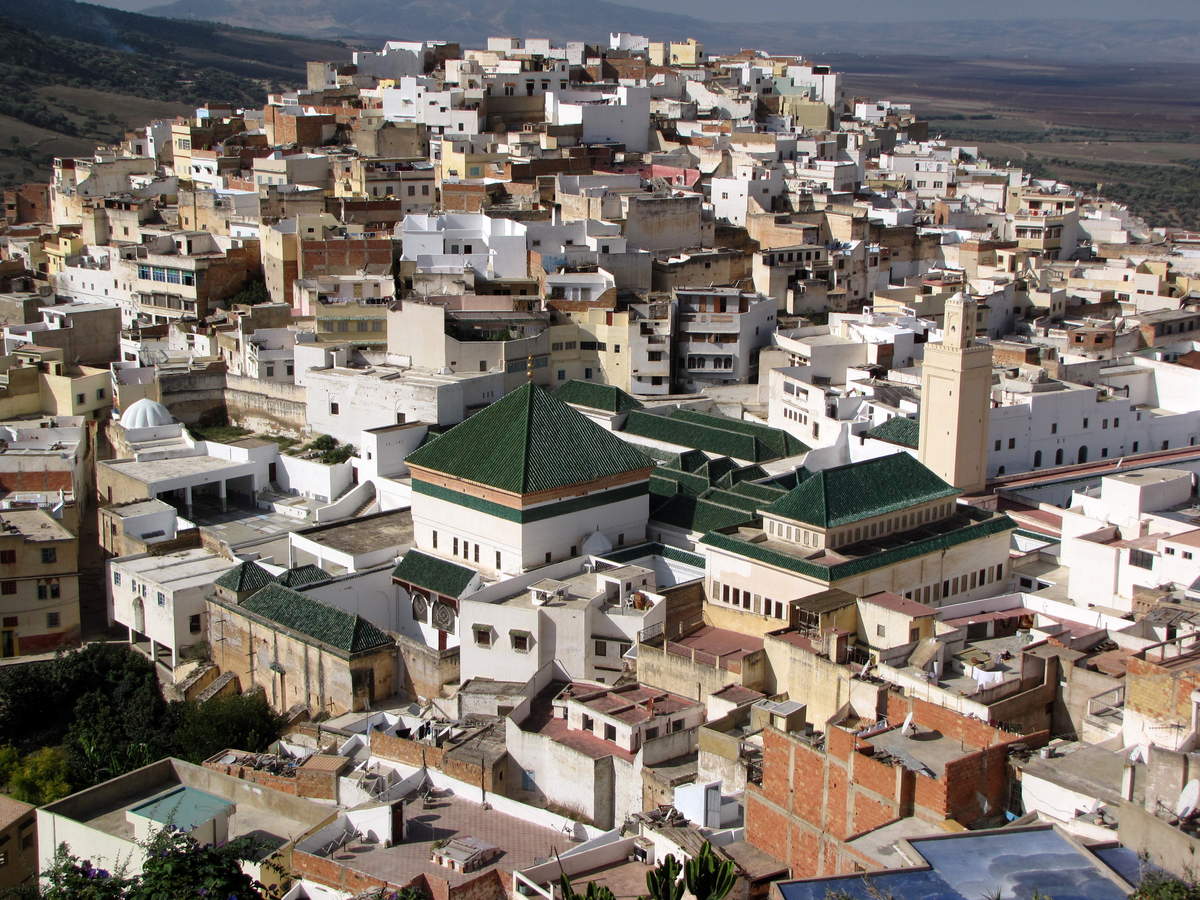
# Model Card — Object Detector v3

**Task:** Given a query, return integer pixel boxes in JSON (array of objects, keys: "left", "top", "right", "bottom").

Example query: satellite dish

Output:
[
  {"left": 901, "top": 712, "right": 915, "bottom": 735},
  {"left": 1175, "top": 779, "right": 1200, "bottom": 819}
]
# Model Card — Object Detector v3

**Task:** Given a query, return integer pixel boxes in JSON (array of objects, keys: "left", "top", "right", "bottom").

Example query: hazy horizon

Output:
[{"left": 85, "top": 0, "right": 1200, "bottom": 22}]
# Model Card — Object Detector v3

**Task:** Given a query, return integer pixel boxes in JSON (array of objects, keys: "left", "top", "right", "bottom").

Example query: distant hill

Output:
[
  {"left": 0, "top": 0, "right": 350, "bottom": 81},
  {"left": 139, "top": 0, "right": 1200, "bottom": 64},
  {"left": 0, "top": 0, "right": 350, "bottom": 189},
  {"left": 143, "top": 0, "right": 702, "bottom": 47}
]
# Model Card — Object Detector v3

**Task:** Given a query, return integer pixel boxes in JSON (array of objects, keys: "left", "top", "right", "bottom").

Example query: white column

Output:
[
  {"left": 183, "top": 484, "right": 193, "bottom": 514},
  {"left": 218, "top": 479, "right": 228, "bottom": 513}
]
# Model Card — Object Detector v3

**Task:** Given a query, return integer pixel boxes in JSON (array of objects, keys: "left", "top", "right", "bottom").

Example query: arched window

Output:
[
  {"left": 1055, "top": 449, "right": 1064, "bottom": 465},
  {"left": 1078, "top": 446, "right": 1088, "bottom": 464},
  {"left": 1034, "top": 450, "right": 1042, "bottom": 468}
]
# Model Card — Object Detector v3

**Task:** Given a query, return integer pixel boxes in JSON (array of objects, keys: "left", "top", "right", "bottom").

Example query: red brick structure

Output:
[
  {"left": 3, "top": 184, "right": 51, "bottom": 224},
  {"left": 745, "top": 693, "right": 1048, "bottom": 878}
]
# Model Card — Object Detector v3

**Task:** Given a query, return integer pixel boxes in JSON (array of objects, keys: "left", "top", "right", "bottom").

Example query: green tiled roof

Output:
[
  {"left": 653, "top": 467, "right": 712, "bottom": 498},
  {"left": 701, "top": 509, "right": 1016, "bottom": 581},
  {"left": 670, "top": 409, "right": 809, "bottom": 458},
  {"left": 392, "top": 549, "right": 477, "bottom": 598},
  {"left": 277, "top": 565, "right": 329, "bottom": 588},
  {"left": 622, "top": 409, "right": 809, "bottom": 463},
  {"left": 406, "top": 383, "right": 653, "bottom": 494},
  {"left": 727, "top": 481, "right": 788, "bottom": 503},
  {"left": 651, "top": 494, "right": 758, "bottom": 534},
  {"left": 765, "top": 454, "right": 959, "bottom": 529},
  {"left": 554, "top": 380, "right": 644, "bottom": 414},
  {"left": 716, "top": 464, "right": 769, "bottom": 489},
  {"left": 241, "top": 584, "right": 392, "bottom": 655},
  {"left": 623, "top": 410, "right": 761, "bottom": 460},
  {"left": 214, "top": 561, "right": 275, "bottom": 593},
  {"left": 600, "top": 541, "right": 706, "bottom": 569},
  {"left": 864, "top": 417, "right": 920, "bottom": 449}
]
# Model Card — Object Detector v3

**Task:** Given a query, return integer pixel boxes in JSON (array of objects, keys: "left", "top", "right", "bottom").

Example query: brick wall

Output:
[
  {"left": 203, "top": 758, "right": 300, "bottom": 795},
  {"left": 746, "top": 695, "right": 1049, "bottom": 878}
]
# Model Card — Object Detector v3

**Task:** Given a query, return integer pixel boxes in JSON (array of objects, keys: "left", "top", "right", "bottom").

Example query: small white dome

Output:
[
  {"left": 120, "top": 398, "right": 175, "bottom": 429},
  {"left": 581, "top": 530, "right": 613, "bottom": 557}
]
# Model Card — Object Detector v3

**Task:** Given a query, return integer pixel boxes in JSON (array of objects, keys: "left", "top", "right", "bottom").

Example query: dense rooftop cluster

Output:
[{"left": 2, "top": 27, "right": 1200, "bottom": 900}]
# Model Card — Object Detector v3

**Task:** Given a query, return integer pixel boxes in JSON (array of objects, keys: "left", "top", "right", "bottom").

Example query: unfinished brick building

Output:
[{"left": 745, "top": 692, "right": 1049, "bottom": 878}]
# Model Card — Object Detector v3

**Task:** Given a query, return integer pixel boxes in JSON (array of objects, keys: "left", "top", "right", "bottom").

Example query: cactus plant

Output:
[{"left": 684, "top": 842, "right": 736, "bottom": 900}]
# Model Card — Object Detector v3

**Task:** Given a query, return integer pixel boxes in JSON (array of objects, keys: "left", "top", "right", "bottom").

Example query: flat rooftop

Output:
[
  {"left": 864, "top": 725, "right": 974, "bottom": 779},
  {"left": 113, "top": 547, "right": 236, "bottom": 591},
  {"left": 324, "top": 791, "right": 572, "bottom": 888},
  {"left": 103, "top": 454, "right": 249, "bottom": 482},
  {"left": 107, "top": 498, "right": 177, "bottom": 519},
  {"left": 294, "top": 509, "right": 414, "bottom": 554},
  {"left": 0, "top": 507, "right": 74, "bottom": 540}
]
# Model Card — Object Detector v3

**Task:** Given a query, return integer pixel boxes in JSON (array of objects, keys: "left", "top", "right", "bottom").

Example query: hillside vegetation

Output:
[{"left": 0, "top": 0, "right": 349, "bottom": 188}]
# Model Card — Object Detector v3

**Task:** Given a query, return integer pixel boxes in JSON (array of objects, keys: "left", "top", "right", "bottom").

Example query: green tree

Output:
[
  {"left": 168, "top": 692, "right": 285, "bottom": 764},
  {"left": 684, "top": 842, "right": 736, "bottom": 900},
  {"left": 7, "top": 746, "right": 71, "bottom": 805},
  {"left": 39, "top": 830, "right": 271, "bottom": 900},
  {"left": 1133, "top": 871, "right": 1200, "bottom": 899},
  {"left": 39, "top": 845, "right": 129, "bottom": 900}
]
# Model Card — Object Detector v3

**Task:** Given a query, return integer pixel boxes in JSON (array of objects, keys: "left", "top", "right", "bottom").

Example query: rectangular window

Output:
[
  {"left": 157, "top": 591, "right": 166, "bottom": 606},
  {"left": 329, "top": 401, "right": 340, "bottom": 415},
  {"left": 113, "top": 571, "right": 121, "bottom": 585},
  {"left": 604, "top": 723, "right": 616, "bottom": 741},
  {"left": 41, "top": 547, "right": 56, "bottom": 564},
  {"left": 496, "top": 551, "right": 501, "bottom": 569},
  {"left": 876, "top": 624, "right": 886, "bottom": 638},
  {"left": 1129, "top": 549, "right": 1154, "bottom": 569},
  {"left": 511, "top": 632, "right": 530, "bottom": 652},
  {"left": 46, "top": 612, "right": 60, "bottom": 628},
  {"left": 453, "top": 537, "right": 459, "bottom": 555},
  {"left": 0, "top": 551, "right": 13, "bottom": 565},
  {"left": 432, "top": 531, "right": 438, "bottom": 549},
  {"left": 473, "top": 626, "right": 492, "bottom": 648},
  {"left": 37, "top": 584, "right": 47, "bottom": 600},
  {"left": 594, "top": 640, "right": 606, "bottom": 656}
]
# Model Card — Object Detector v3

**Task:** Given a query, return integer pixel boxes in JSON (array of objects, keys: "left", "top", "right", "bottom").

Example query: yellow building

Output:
[
  {"left": 0, "top": 346, "right": 112, "bottom": 420},
  {"left": 0, "top": 508, "right": 80, "bottom": 657}
]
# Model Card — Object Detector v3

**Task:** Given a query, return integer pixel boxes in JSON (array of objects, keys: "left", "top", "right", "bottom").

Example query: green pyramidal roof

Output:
[
  {"left": 764, "top": 453, "right": 958, "bottom": 529},
  {"left": 214, "top": 560, "right": 275, "bottom": 593},
  {"left": 241, "top": 583, "right": 392, "bottom": 655},
  {"left": 405, "top": 383, "right": 654, "bottom": 494}
]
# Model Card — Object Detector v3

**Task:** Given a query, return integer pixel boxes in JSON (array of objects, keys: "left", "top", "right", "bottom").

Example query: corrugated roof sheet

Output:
[{"left": 406, "top": 383, "right": 653, "bottom": 494}]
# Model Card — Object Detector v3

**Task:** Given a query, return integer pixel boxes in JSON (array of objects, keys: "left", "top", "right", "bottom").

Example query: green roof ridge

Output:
[{"left": 214, "top": 560, "right": 276, "bottom": 593}]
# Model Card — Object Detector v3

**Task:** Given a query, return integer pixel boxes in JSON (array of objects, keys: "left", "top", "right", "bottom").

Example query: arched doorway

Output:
[{"left": 132, "top": 597, "right": 145, "bottom": 635}]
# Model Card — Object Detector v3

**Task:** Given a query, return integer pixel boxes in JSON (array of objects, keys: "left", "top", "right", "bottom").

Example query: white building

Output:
[
  {"left": 1059, "top": 468, "right": 1200, "bottom": 614},
  {"left": 109, "top": 547, "right": 237, "bottom": 668},
  {"left": 398, "top": 213, "right": 528, "bottom": 280}
]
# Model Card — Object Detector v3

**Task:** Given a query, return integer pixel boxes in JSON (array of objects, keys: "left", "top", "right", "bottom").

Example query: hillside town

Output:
[{"left": 2, "top": 31, "right": 1200, "bottom": 900}]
